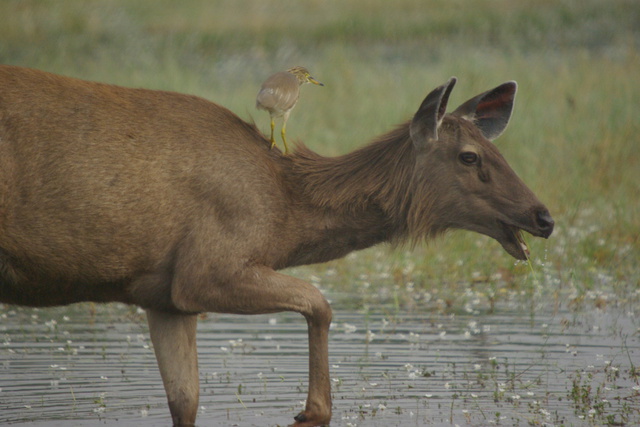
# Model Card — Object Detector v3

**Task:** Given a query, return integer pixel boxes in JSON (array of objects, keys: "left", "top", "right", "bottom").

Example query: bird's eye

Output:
[{"left": 459, "top": 152, "right": 478, "bottom": 165}]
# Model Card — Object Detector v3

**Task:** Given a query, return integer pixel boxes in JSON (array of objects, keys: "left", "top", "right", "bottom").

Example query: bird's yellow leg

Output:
[
  {"left": 281, "top": 122, "right": 289, "bottom": 155},
  {"left": 269, "top": 118, "right": 276, "bottom": 149}
]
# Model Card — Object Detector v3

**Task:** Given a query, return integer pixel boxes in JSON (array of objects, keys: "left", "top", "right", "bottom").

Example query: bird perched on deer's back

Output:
[{"left": 256, "top": 66, "right": 324, "bottom": 155}]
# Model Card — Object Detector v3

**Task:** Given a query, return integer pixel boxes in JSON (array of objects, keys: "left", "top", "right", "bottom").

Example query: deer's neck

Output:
[{"left": 279, "top": 126, "right": 416, "bottom": 267}]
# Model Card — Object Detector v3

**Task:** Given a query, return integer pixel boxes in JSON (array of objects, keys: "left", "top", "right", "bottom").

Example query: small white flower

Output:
[{"left": 343, "top": 323, "right": 357, "bottom": 333}]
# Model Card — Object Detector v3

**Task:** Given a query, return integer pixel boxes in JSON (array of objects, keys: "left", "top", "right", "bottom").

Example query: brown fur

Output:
[{"left": 0, "top": 66, "right": 553, "bottom": 427}]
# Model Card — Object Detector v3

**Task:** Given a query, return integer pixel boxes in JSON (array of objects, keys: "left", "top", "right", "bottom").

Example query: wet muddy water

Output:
[{"left": 1, "top": 295, "right": 638, "bottom": 426}]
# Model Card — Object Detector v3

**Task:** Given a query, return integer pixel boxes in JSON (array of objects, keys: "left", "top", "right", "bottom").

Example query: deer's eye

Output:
[{"left": 459, "top": 152, "right": 478, "bottom": 165}]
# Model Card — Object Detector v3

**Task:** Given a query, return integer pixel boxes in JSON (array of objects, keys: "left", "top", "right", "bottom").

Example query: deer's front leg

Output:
[
  {"left": 292, "top": 301, "right": 332, "bottom": 427},
  {"left": 147, "top": 310, "right": 199, "bottom": 427},
  {"left": 172, "top": 265, "right": 332, "bottom": 427}
]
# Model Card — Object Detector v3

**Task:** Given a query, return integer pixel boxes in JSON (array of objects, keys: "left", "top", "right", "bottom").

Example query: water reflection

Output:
[{"left": 1, "top": 298, "right": 638, "bottom": 426}]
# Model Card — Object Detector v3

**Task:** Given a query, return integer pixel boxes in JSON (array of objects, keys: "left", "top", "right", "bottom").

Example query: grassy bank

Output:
[{"left": 1, "top": 0, "right": 638, "bottom": 312}]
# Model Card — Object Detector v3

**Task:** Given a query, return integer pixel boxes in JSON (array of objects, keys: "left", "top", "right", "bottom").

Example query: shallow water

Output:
[{"left": 1, "top": 296, "right": 638, "bottom": 426}]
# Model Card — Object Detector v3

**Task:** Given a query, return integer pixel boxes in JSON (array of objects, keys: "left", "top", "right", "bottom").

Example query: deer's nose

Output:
[{"left": 535, "top": 209, "right": 554, "bottom": 238}]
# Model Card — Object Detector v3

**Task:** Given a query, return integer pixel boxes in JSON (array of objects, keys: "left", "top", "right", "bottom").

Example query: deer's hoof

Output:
[{"left": 290, "top": 411, "right": 330, "bottom": 427}]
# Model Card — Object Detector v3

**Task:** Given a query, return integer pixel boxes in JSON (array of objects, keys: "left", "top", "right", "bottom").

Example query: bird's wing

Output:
[{"left": 256, "top": 72, "right": 300, "bottom": 115}]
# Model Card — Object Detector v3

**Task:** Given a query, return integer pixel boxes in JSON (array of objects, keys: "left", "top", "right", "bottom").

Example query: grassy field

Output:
[{"left": 0, "top": 0, "right": 638, "bottom": 310}]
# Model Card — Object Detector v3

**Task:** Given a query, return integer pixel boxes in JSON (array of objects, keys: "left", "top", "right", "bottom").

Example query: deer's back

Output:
[{"left": 0, "top": 66, "right": 285, "bottom": 301}]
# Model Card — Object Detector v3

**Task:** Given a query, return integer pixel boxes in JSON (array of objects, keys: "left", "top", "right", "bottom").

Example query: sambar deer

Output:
[{"left": 0, "top": 65, "right": 553, "bottom": 426}]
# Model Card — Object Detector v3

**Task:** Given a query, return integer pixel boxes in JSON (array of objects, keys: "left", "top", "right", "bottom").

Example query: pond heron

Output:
[{"left": 256, "top": 66, "right": 324, "bottom": 154}]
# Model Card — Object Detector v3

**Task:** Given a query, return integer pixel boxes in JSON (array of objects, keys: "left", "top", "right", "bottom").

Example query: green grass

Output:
[{"left": 0, "top": 0, "right": 638, "bottom": 312}]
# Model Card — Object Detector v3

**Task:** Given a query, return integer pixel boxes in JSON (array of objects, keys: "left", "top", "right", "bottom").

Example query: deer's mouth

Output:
[
  {"left": 496, "top": 210, "right": 554, "bottom": 260},
  {"left": 510, "top": 226, "right": 530, "bottom": 259},
  {"left": 498, "top": 222, "right": 531, "bottom": 260}
]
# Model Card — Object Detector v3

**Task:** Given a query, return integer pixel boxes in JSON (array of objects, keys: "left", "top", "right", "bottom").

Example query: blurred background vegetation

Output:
[{"left": 1, "top": 0, "right": 638, "bottom": 311}]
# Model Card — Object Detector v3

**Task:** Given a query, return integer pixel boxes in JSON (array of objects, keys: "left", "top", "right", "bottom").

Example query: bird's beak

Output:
[{"left": 309, "top": 77, "right": 324, "bottom": 86}]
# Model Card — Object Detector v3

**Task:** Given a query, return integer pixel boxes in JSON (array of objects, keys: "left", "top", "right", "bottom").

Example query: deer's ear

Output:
[
  {"left": 410, "top": 77, "right": 457, "bottom": 149},
  {"left": 452, "top": 81, "right": 517, "bottom": 140}
]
